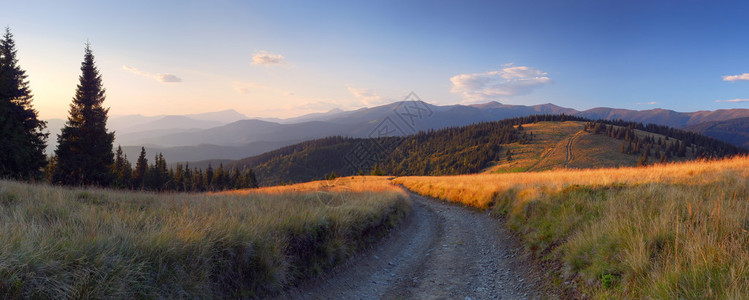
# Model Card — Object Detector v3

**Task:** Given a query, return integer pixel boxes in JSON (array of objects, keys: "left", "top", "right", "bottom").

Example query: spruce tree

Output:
[
  {"left": 212, "top": 163, "right": 225, "bottom": 191},
  {"left": 174, "top": 164, "right": 185, "bottom": 192},
  {"left": 245, "top": 168, "right": 258, "bottom": 188},
  {"left": 112, "top": 145, "right": 132, "bottom": 188},
  {"left": 132, "top": 147, "right": 148, "bottom": 189},
  {"left": 53, "top": 44, "right": 114, "bottom": 186},
  {"left": 0, "top": 28, "right": 48, "bottom": 180},
  {"left": 205, "top": 163, "right": 214, "bottom": 190},
  {"left": 183, "top": 163, "right": 193, "bottom": 191},
  {"left": 230, "top": 167, "right": 241, "bottom": 189}
]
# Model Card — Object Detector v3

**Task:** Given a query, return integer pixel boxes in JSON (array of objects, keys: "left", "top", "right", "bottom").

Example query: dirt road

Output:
[
  {"left": 565, "top": 130, "right": 584, "bottom": 168},
  {"left": 282, "top": 193, "right": 548, "bottom": 299}
]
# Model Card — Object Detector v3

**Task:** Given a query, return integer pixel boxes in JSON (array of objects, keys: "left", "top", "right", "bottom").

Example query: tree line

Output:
[
  {"left": 584, "top": 120, "right": 746, "bottom": 166},
  {"left": 103, "top": 146, "right": 258, "bottom": 192},
  {"left": 235, "top": 114, "right": 592, "bottom": 185},
  {"left": 1, "top": 27, "right": 258, "bottom": 192}
]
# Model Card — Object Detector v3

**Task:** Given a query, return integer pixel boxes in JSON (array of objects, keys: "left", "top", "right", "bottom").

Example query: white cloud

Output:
[
  {"left": 723, "top": 73, "right": 749, "bottom": 82},
  {"left": 347, "top": 85, "right": 389, "bottom": 106},
  {"left": 122, "top": 65, "right": 182, "bottom": 83},
  {"left": 252, "top": 50, "right": 286, "bottom": 65},
  {"left": 715, "top": 98, "right": 749, "bottom": 103},
  {"left": 449, "top": 64, "right": 551, "bottom": 103}
]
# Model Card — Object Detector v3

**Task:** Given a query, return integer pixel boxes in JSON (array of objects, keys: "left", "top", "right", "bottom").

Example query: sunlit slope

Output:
[
  {"left": 0, "top": 177, "right": 409, "bottom": 298},
  {"left": 395, "top": 156, "right": 749, "bottom": 298},
  {"left": 486, "top": 121, "right": 704, "bottom": 173}
]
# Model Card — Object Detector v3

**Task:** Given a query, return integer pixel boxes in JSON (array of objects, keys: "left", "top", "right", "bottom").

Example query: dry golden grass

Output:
[
  {"left": 395, "top": 156, "right": 749, "bottom": 298},
  {"left": 395, "top": 156, "right": 749, "bottom": 209},
  {"left": 484, "top": 121, "right": 701, "bottom": 174},
  {"left": 223, "top": 175, "right": 399, "bottom": 195},
  {"left": 485, "top": 121, "right": 584, "bottom": 173},
  {"left": 568, "top": 131, "right": 636, "bottom": 169},
  {"left": 0, "top": 176, "right": 410, "bottom": 298}
]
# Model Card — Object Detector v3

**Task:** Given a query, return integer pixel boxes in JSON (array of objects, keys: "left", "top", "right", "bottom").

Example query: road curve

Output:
[{"left": 281, "top": 192, "right": 546, "bottom": 299}]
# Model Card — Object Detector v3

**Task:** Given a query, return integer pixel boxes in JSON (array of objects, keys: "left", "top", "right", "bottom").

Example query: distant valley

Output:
[{"left": 44, "top": 102, "right": 749, "bottom": 164}]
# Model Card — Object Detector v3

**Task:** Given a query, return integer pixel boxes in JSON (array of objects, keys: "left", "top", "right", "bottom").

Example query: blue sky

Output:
[{"left": 2, "top": 0, "right": 748, "bottom": 119}]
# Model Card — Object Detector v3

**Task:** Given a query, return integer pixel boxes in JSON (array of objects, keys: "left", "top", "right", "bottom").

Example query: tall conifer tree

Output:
[
  {"left": 0, "top": 28, "right": 47, "bottom": 180},
  {"left": 132, "top": 147, "right": 148, "bottom": 189},
  {"left": 53, "top": 44, "right": 114, "bottom": 186}
]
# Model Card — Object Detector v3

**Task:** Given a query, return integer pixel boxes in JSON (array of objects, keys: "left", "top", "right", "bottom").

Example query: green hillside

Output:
[{"left": 232, "top": 115, "right": 745, "bottom": 186}]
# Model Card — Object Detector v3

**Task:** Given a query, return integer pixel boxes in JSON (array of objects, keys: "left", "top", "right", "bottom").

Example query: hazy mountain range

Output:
[{"left": 43, "top": 102, "right": 749, "bottom": 163}]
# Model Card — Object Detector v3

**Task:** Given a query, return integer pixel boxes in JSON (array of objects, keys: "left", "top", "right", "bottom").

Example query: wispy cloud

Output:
[
  {"left": 722, "top": 73, "right": 749, "bottom": 82},
  {"left": 347, "top": 85, "right": 386, "bottom": 106},
  {"left": 122, "top": 65, "right": 182, "bottom": 83},
  {"left": 450, "top": 64, "right": 551, "bottom": 103},
  {"left": 715, "top": 98, "right": 749, "bottom": 103},
  {"left": 252, "top": 50, "right": 286, "bottom": 65},
  {"left": 232, "top": 81, "right": 265, "bottom": 94},
  {"left": 636, "top": 101, "right": 658, "bottom": 105},
  {"left": 294, "top": 101, "right": 340, "bottom": 110}
]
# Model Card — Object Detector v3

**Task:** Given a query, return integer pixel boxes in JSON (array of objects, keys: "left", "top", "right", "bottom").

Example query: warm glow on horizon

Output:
[{"left": 3, "top": 1, "right": 747, "bottom": 121}]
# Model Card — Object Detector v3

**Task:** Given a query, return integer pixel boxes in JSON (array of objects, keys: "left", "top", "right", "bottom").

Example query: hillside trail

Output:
[
  {"left": 565, "top": 130, "right": 584, "bottom": 168},
  {"left": 280, "top": 192, "right": 551, "bottom": 299}
]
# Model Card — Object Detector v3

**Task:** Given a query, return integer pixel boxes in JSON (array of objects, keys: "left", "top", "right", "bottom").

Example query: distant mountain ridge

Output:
[
  {"left": 43, "top": 102, "right": 749, "bottom": 163},
  {"left": 229, "top": 115, "right": 744, "bottom": 186},
  {"left": 684, "top": 117, "right": 749, "bottom": 149}
]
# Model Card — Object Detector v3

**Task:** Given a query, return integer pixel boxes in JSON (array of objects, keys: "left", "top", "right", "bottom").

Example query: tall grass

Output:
[
  {"left": 0, "top": 176, "right": 410, "bottom": 298},
  {"left": 395, "top": 156, "right": 749, "bottom": 298}
]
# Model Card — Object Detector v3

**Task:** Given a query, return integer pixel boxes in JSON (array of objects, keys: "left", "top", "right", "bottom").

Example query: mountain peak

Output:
[
  {"left": 186, "top": 109, "right": 248, "bottom": 123},
  {"left": 469, "top": 101, "right": 504, "bottom": 109}
]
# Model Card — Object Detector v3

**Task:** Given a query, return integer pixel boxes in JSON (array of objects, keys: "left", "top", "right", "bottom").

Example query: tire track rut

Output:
[
  {"left": 284, "top": 192, "right": 546, "bottom": 299},
  {"left": 565, "top": 130, "right": 584, "bottom": 168}
]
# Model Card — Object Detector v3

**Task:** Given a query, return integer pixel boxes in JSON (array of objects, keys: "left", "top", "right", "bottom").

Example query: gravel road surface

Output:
[{"left": 280, "top": 192, "right": 551, "bottom": 299}]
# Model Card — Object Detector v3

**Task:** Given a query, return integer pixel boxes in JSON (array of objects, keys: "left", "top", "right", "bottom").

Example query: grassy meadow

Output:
[
  {"left": 485, "top": 121, "right": 703, "bottom": 174},
  {"left": 0, "top": 176, "right": 410, "bottom": 299},
  {"left": 395, "top": 156, "right": 749, "bottom": 298}
]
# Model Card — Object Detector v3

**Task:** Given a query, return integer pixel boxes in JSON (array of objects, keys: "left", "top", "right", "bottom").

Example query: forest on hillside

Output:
[{"left": 233, "top": 114, "right": 746, "bottom": 186}]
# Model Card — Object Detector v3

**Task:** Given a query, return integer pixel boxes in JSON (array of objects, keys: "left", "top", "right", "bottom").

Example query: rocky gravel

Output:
[{"left": 279, "top": 192, "right": 552, "bottom": 299}]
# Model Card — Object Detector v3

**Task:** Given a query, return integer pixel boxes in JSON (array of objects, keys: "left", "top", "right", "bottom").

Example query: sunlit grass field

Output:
[
  {"left": 395, "top": 156, "right": 749, "bottom": 298},
  {"left": 484, "top": 121, "right": 701, "bottom": 174},
  {"left": 0, "top": 176, "right": 410, "bottom": 298}
]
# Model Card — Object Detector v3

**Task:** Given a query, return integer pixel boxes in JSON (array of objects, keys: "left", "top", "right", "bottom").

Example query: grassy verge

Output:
[
  {"left": 395, "top": 156, "right": 749, "bottom": 298},
  {"left": 0, "top": 176, "right": 410, "bottom": 298}
]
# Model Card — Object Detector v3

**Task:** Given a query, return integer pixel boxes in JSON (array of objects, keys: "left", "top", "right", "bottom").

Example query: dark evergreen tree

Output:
[
  {"left": 370, "top": 164, "right": 384, "bottom": 176},
  {"left": 112, "top": 145, "right": 132, "bottom": 188},
  {"left": 193, "top": 168, "right": 205, "bottom": 191},
  {"left": 147, "top": 153, "right": 168, "bottom": 191},
  {"left": 44, "top": 155, "right": 57, "bottom": 183},
  {"left": 0, "top": 28, "right": 47, "bottom": 180},
  {"left": 183, "top": 163, "right": 193, "bottom": 191},
  {"left": 245, "top": 168, "right": 258, "bottom": 189},
  {"left": 637, "top": 151, "right": 648, "bottom": 167},
  {"left": 132, "top": 147, "right": 148, "bottom": 189},
  {"left": 212, "top": 163, "right": 225, "bottom": 191},
  {"left": 230, "top": 167, "right": 241, "bottom": 189},
  {"left": 53, "top": 44, "right": 114, "bottom": 186},
  {"left": 174, "top": 163, "right": 185, "bottom": 192},
  {"left": 205, "top": 163, "right": 214, "bottom": 190}
]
